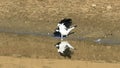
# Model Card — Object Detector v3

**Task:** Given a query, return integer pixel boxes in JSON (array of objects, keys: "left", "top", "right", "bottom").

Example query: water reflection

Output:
[{"left": 54, "top": 41, "right": 75, "bottom": 59}]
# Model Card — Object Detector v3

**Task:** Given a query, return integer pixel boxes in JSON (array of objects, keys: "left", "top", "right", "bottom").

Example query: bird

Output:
[{"left": 53, "top": 18, "right": 77, "bottom": 40}]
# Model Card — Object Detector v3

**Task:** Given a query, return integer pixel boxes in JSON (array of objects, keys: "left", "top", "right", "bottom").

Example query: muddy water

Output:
[
  {"left": 94, "top": 38, "right": 120, "bottom": 45},
  {"left": 0, "top": 28, "right": 120, "bottom": 45}
]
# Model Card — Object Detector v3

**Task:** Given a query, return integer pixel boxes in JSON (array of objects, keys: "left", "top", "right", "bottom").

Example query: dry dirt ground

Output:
[
  {"left": 0, "top": 56, "right": 120, "bottom": 68},
  {"left": 0, "top": 0, "right": 120, "bottom": 68}
]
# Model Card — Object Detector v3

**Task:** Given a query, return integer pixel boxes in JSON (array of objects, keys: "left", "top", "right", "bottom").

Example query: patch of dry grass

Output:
[{"left": 0, "top": 33, "right": 120, "bottom": 63}]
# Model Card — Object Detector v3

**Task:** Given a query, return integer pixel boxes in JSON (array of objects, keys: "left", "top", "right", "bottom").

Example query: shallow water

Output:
[
  {"left": 0, "top": 28, "right": 120, "bottom": 45},
  {"left": 77, "top": 36, "right": 120, "bottom": 45},
  {"left": 94, "top": 38, "right": 120, "bottom": 45}
]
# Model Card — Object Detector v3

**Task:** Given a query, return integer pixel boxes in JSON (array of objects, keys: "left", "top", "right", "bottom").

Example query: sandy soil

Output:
[{"left": 0, "top": 56, "right": 120, "bottom": 68}]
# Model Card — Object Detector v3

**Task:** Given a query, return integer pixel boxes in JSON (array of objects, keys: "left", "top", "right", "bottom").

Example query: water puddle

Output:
[
  {"left": 0, "top": 28, "right": 120, "bottom": 45},
  {"left": 94, "top": 38, "right": 120, "bottom": 45},
  {"left": 77, "top": 36, "right": 120, "bottom": 45}
]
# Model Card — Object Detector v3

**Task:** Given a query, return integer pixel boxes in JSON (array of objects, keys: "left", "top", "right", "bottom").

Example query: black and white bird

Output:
[{"left": 54, "top": 18, "right": 77, "bottom": 40}]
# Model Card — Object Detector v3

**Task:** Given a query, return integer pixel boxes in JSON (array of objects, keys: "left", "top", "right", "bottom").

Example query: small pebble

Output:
[
  {"left": 92, "top": 4, "right": 96, "bottom": 7},
  {"left": 96, "top": 39, "right": 101, "bottom": 42},
  {"left": 48, "top": 33, "right": 50, "bottom": 35},
  {"left": 107, "top": 5, "right": 112, "bottom": 10}
]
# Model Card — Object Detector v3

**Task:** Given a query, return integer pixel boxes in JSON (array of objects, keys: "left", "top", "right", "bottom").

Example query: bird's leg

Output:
[{"left": 61, "top": 35, "right": 63, "bottom": 40}]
